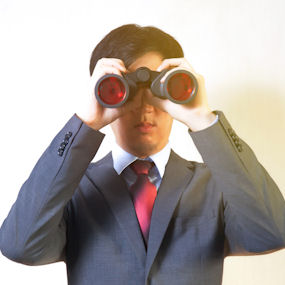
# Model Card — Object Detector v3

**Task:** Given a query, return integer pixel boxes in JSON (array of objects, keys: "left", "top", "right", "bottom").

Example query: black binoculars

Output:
[{"left": 94, "top": 67, "right": 198, "bottom": 108}]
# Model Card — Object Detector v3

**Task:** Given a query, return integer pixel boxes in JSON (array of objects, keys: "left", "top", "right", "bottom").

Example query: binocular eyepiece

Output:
[{"left": 95, "top": 67, "right": 198, "bottom": 108}]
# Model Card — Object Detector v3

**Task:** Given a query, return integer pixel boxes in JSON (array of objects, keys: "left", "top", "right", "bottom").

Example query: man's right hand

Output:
[{"left": 76, "top": 58, "right": 141, "bottom": 131}]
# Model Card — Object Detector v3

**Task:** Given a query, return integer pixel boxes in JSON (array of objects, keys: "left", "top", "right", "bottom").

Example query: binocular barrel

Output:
[{"left": 95, "top": 67, "right": 198, "bottom": 108}]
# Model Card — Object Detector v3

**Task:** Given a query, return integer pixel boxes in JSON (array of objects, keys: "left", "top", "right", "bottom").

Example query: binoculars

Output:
[{"left": 94, "top": 67, "right": 198, "bottom": 108}]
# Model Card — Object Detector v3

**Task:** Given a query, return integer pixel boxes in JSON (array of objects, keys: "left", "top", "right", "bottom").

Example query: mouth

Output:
[{"left": 135, "top": 122, "right": 156, "bottom": 133}]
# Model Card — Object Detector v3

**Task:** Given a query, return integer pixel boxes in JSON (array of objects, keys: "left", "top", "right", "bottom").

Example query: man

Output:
[{"left": 0, "top": 24, "right": 285, "bottom": 285}]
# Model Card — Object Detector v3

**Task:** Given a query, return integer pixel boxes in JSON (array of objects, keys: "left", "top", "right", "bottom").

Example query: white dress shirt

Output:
[{"left": 112, "top": 142, "right": 171, "bottom": 190}]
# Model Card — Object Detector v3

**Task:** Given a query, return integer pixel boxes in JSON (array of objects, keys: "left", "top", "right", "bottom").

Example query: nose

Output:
[{"left": 137, "top": 87, "right": 155, "bottom": 113}]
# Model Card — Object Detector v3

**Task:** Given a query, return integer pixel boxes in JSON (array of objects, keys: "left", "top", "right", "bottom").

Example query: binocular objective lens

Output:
[
  {"left": 167, "top": 73, "right": 195, "bottom": 102},
  {"left": 98, "top": 77, "right": 126, "bottom": 105}
]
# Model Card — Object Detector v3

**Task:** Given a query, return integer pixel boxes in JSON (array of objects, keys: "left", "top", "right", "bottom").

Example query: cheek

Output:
[
  {"left": 113, "top": 116, "right": 135, "bottom": 137},
  {"left": 159, "top": 115, "right": 173, "bottom": 134}
]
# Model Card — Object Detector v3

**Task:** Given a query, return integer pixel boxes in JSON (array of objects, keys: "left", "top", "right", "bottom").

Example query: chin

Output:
[{"left": 130, "top": 142, "right": 159, "bottom": 157}]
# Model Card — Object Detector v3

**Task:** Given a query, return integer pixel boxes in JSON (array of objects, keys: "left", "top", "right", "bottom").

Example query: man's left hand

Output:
[{"left": 145, "top": 57, "right": 216, "bottom": 131}]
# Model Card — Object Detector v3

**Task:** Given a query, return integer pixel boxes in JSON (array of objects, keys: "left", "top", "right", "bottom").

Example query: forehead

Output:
[{"left": 128, "top": 52, "right": 163, "bottom": 72}]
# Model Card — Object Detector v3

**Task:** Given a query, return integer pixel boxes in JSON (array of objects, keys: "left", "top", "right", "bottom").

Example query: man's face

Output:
[{"left": 111, "top": 52, "right": 173, "bottom": 158}]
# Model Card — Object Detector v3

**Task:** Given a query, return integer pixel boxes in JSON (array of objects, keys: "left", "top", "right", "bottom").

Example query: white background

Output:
[{"left": 0, "top": 0, "right": 284, "bottom": 284}]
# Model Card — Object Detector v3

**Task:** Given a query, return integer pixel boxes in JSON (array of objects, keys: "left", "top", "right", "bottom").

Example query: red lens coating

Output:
[
  {"left": 98, "top": 77, "right": 126, "bottom": 105},
  {"left": 166, "top": 73, "right": 195, "bottom": 101}
]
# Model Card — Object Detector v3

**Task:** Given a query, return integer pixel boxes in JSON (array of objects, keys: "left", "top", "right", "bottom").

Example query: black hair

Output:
[{"left": 89, "top": 24, "right": 184, "bottom": 75}]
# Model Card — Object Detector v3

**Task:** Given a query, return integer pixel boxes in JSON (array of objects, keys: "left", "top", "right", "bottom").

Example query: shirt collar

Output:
[{"left": 112, "top": 142, "right": 171, "bottom": 178}]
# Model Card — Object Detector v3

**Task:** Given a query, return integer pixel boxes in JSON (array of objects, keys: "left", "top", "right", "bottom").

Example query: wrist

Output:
[
  {"left": 184, "top": 108, "right": 216, "bottom": 132},
  {"left": 75, "top": 113, "right": 105, "bottom": 131}
]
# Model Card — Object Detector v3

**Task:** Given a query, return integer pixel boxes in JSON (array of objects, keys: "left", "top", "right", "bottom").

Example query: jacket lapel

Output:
[
  {"left": 145, "top": 150, "right": 194, "bottom": 279},
  {"left": 86, "top": 152, "right": 146, "bottom": 265}
]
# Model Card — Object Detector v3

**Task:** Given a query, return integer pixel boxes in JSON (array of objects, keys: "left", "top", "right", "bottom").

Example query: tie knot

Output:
[{"left": 131, "top": 160, "right": 154, "bottom": 175}]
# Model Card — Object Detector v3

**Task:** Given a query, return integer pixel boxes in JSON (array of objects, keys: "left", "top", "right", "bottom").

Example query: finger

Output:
[
  {"left": 157, "top": 58, "right": 195, "bottom": 74},
  {"left": 156, "top": 58, "right": 185, "bottom": 72},
  {"left": 97, "top": 58, "right": 127, "bottom": 73},
  {"left": 92, "top": 66, "right": 124, "bottom": 81},
  {"left": 100, "top": 65, "right": 125, "bottom": 76},
  {"left": 102, "top": 58, "right": 127, "bottom": 72}
]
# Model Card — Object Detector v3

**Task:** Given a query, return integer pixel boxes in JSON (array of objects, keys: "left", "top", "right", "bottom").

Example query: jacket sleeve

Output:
[
  {"left": 0, "top": 114, "right": 105, "bottom": 265},
  {"left": 189, "top": 111, "right": 285, "bottom": 255}
]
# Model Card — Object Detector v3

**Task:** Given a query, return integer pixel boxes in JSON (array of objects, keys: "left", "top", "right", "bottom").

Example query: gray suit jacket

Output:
[{"left": 1, "top": 111, "right": 285, "bottom": 285}]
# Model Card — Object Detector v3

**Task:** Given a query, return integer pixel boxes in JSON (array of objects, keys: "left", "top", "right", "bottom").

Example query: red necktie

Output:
[{"left": 130, "top": 160, "right": 157, "bottom": 244}]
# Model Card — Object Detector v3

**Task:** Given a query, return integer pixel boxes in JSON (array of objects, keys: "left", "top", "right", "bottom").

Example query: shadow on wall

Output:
[
  {"left": 221, "top": 82, "right": 285, "bottom": 143},
  {"left": 218, "top": 81, "right": 285, "bottom": 192}
]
